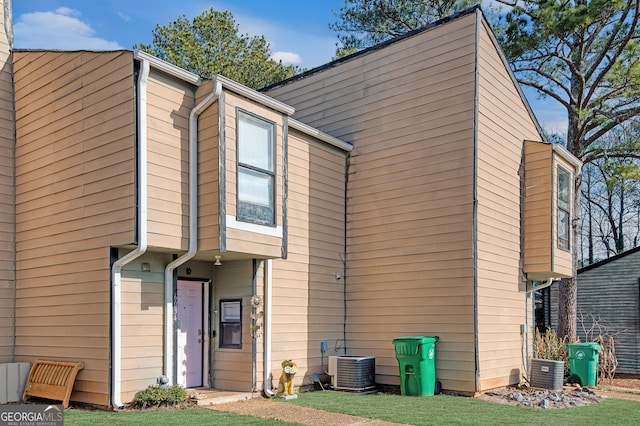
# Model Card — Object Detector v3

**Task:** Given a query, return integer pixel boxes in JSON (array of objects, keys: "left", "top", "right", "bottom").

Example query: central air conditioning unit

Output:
[
  {"left": 529, "top": 358, "right": 564, "bottom": 391},
  {"left": 328, "top": 355, "right": 375, "bottom": 391}
]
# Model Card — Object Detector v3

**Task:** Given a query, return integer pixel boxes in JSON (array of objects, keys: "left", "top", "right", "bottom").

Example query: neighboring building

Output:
[
  {"left": 0, "top": 2, "right": 582, "bottom": 407},
  {"left": 549, "top": 247, "right": 640, "bottom": 374}
]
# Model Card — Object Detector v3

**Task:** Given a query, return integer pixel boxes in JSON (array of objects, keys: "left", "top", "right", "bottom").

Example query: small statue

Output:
[{"left": 277, "top": 359, "right": 297, "bottom": 396}]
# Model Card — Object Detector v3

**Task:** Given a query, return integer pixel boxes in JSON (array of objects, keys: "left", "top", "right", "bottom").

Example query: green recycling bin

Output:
[
  {"left": 392, "top": 336, "right": 439, "bottom": 396},
  {"left": 566, "top": 342, "right": 601, "bottom": 386}
]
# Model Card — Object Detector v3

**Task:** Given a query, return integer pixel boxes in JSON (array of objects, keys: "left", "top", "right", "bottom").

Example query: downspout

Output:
[
  {"left": 524, "top": 277, "right": 557, "bottom": 376},
  {"left": 111, "top": 57, "right": 150, "bottom": 409},
  {"left": 263, "top": 259, "right": 275, "bottom": 397},
  {"left": 163, "top": 80, "right": 222, "bottom": 384}
]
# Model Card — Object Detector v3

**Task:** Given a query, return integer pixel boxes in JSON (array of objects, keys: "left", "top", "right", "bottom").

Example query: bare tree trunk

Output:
[
  {"left": 587, "top": 199, "right": 593, "bottom": 264},
  {"left": 557, "top": 277, "right": 577, "bottom": 341},
  {"left": 557, "top": 172, "right": 582, "bottom": 342}
]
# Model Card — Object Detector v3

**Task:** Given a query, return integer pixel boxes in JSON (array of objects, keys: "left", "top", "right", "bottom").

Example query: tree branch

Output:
[
  {"left": 515, "top": 79, "right": 571, "bottom": 109},
  {"left": 582, "top": 105, "right": 640, "bottom": 147},
  {"left": 585, "top": 2, "right": 639, "bottom": 101}
]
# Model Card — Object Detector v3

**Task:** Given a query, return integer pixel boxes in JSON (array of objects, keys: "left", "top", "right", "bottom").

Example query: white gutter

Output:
[
  {"left": 552, "top": 143, "right": 582, "bottom": 170},
  {"left": 111, "top": 57, "right": 150, "bottom": 409},
  {"left": 263, "top": 259, "right": 275, "bottom": 397},
  {"left": 134, "top": 50, "right": 202, "bottom": 86},
  {"left": 214, "top": 74, "right": 294, "bottom": 115},
  {"left": 163, "top": 80, "right": 222, "bottom": 384},
  {"left": 526, "top": 277, "right": 559, "bottom": 293},
  {"left": 289, "top": 118, "right": 353, "bottom": 152}
]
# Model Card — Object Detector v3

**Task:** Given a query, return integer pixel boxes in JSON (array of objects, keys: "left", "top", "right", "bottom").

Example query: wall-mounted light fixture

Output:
[
  {"left": 214, "top": 255, "right": 222, "bottom": 266},
  {"left": 141, "top": 262, "right": 151, "bottom": 272}
]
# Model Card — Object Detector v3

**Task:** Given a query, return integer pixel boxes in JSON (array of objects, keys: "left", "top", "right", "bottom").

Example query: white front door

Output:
[{"left": 176, "top": 280, "right": 204, "bottom": 388}]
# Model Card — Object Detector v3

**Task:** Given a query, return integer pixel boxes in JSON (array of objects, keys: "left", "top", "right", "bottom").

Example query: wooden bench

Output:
[{"left": 22, "top": 360, "right": 84, "bottom": 408}]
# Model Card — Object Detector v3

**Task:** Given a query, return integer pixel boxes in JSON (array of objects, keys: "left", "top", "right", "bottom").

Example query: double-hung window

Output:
[
  {"left": 219, "top": 299, "right": 242, "bottom": 349},
  {"left": 557, "top": 166, "right": 570, "bottom": 251},
  {"left": 237, "top": 110, "right": 276, "bottom": 226}
]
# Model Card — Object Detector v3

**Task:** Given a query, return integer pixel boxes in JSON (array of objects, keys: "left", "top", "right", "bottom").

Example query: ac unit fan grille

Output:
[{"left": 335, "top": 356, "right": 375, "bottom": 391}]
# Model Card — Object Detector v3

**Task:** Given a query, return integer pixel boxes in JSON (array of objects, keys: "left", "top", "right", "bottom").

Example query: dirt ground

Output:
[
  {"left": 596, "top": 373, "right": 640, "bottom": 402},
  {"left": 207, "top": 375, "right": 640, "bottom": 425},
  {"left": 208, "top": 398, "right": 410, "bottom": 426}
]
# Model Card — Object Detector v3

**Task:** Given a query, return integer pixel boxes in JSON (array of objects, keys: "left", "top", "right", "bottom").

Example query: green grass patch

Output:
[
  {"left": 287, "top": 391, "right": 640, "bottom": 426},
  {"left": 64, "top": 407, "right": 297, "bottom": 426},
  {"left": 63, "top": 391, "right": 640, "bottom": 426}
]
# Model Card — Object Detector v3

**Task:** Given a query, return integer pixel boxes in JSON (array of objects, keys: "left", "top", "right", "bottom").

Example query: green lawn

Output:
[
  {"left": 64, "top": 392, "right": 640, "bottom": 426},
  {"left": 65, "top": 407, "right": 297, "bottom": 426},
  {"left": 289, "top": 391, "right": 640, "bottom": 425}
]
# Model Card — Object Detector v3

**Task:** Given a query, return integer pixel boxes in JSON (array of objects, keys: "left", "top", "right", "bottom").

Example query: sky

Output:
[{"left": 11, "top": 0, "right": 567, "bottom": 133}]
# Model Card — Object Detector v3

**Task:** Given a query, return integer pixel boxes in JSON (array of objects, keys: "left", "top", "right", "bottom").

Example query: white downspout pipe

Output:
[
  {"left": 163, "top": 80, "right": 222, "bottom": 384},
  {"left": 524, "top": 277, "right": 558, "bottom": 377},
  {"left": 263, "top": 259, "right": 275, "bottom": 397},
  {"left": 111, "top": 58, "right": 150, "bottom": 409}
]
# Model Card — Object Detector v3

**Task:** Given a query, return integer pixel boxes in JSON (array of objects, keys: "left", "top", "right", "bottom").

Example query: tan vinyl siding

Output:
[
  {"left": 524, "top": 142, "right": 575, "bottom": 280},
  {"left": 475, "top": 18, "right": 542, "bottom": 390},
  {"left": 222, "top": 91, "right": 284, "bottom": 257},
  {"left": 212, "top": 260, "right": 253, "bottom": 391},
  {"left": 524, "top": 141, "right": 553, "bottom": 275},
  {"left": 13, "top": 50, "right": 136, "bottom": 406},
  {"left": 0, "top": 3, "right": 14, "bottom": 363},
  {"left": 551, "top": 154, "right": 574, "bottom": 276},
  {"left": 120, "top": 255, "right": 169, "bottom": 403},
  {"left": 268, "top": 12, "right": 479, "bottom": 393},
  {"left": 268, "top": 129, "right": 347, "bottom": 390},
  {"left": 146, "top": 69, "right": 195, "bottom": 250},
  {"left": 197, "top": 82, "right": 221, "bottom": 252}
]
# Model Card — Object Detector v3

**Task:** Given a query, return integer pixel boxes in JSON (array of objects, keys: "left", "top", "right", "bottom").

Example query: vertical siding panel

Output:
[
  {"left": 197, "top": 81, "right": 221, "bottom": 251},
  {"left": 0, "top": 2, "right": 15, "bottom": 363},
  {"left": 475, "top": 19, "right": 542, "bottom": 389},
  {"left": 222, "top": 92, "right": 284, "bottom": 257},
  {"left": 268, "top": 13, "right": 480, "bottom": 393},
  {"left": 120, "top": 255, "right": 168, "bottom": 402},
  {"left": 146, "top": 70, "right": 194, "bottom": 250},
  {"left": 13, "top": 51, "right": 136, "bottom": 406},
  {"left": 524, "top": 142, "right": 553, "bottom": 272},
  {"left": 212, "top": 260, "right": 254, "bottom": 391},
  {"left": 269, "top": 131, "right": 347, "bottom": 390},
  {"left": 523, "top": 142, "right": 576, "bottom": 279}
]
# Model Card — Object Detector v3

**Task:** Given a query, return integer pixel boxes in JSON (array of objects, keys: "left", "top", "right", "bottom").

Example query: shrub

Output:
[
  {"left": 130, "top": 385, "right": 188, "bottom": 409},
  {"left": 578, "top": 311, "right": 622, "bottom": 384},
  {"left": 535, "top": 328, "right": 570, "bottom": 377}
]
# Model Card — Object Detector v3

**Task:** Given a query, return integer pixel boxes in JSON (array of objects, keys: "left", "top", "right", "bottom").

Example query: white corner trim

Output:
[{"left": 226, "top": 215, "right": 283, "bottom": 238}]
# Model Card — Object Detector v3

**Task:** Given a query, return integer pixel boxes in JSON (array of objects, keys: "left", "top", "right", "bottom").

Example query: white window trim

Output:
[{"left": 226, "top": 215, "right": 283, "bottom": 238}]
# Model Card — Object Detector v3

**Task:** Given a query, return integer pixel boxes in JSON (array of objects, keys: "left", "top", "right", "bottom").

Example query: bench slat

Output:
[{"left": 23, "top": 360, "right": 84, "bottom": 408}]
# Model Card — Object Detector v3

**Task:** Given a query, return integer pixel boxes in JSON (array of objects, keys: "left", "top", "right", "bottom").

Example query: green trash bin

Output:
[
  {"left": 392, "top": 336, "right": 439, "bottom": 396},
  {"left": 566, "top": 342, "right": 602, "bottom": 386}
]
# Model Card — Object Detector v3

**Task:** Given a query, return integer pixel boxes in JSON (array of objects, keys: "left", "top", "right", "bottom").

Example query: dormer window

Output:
[
  {"left": 237, "top": 110, "right": 276, "bottom": 226},
  {"left": 557, "top": 166, "right": 570, "bottom": 251}
]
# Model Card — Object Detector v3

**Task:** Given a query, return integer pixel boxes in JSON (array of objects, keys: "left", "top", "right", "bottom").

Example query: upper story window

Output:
[
  {"left": 237, "top": 110, "right": 276, "bottom": 226},
  {"left": 557, "top": 166, "right": 570, "bottom": 251}
]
